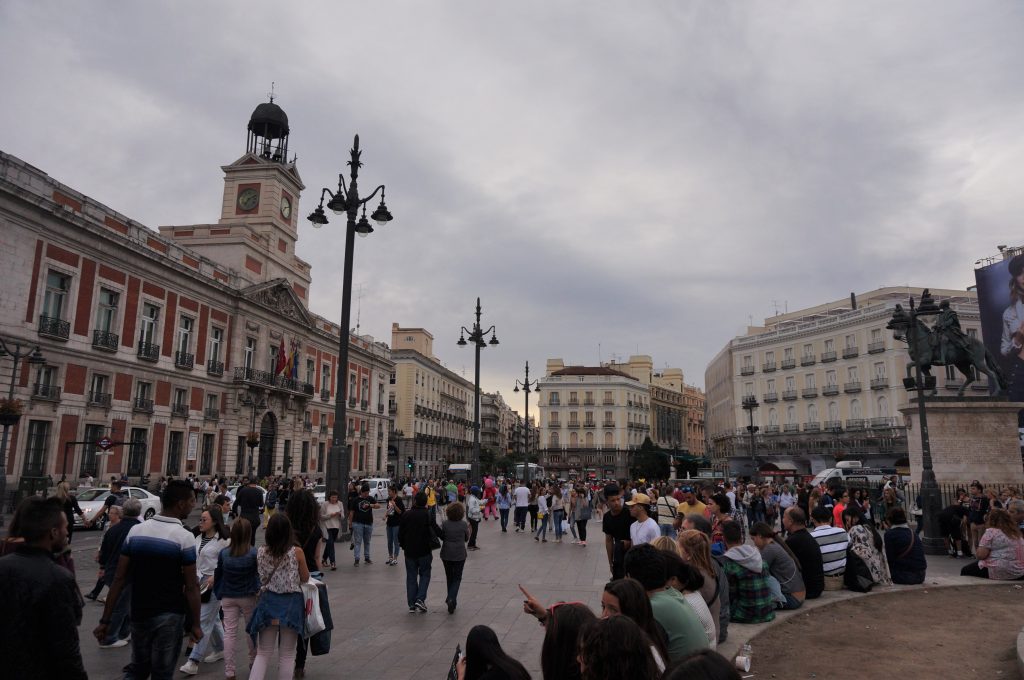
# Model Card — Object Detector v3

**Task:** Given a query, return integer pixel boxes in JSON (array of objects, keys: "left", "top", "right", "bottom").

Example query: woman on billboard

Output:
[{"left": 1000, "top": 254, "right": 1024, "bottom": 400}]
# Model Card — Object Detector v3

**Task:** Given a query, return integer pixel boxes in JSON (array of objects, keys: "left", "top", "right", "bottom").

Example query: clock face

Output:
[
  {"left": 237, "top": 187, "right": 259, "bottom": 211},
  {"left": 280, "top": 196, "right": 292, "bottom": 219}
]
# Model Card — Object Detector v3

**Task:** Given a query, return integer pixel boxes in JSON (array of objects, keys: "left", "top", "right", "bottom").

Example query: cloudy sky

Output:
[{"left": 2, "top": 1, "right": 1022, "bottom": 404}]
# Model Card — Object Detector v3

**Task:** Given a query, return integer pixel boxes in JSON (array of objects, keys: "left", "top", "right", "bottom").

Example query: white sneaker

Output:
[
  {"left": 203, "top": 650, "right": 224, "bottom": 663},
  {"left": 98, "top": 639, "right": 129, "bottom": 649},
  {"left": 179, "top": 660, "right": 199, "bottom": 675}
]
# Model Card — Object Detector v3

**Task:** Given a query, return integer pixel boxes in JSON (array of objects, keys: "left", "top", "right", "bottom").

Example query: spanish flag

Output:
[{"left": 275, "top": 338, "right": 287, "bottom": 375}]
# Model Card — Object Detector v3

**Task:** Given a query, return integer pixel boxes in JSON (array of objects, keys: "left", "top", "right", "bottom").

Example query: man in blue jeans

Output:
[
  {"left": 349, "top": 482, "right": 382, "bottom": 566},
  {"left": 94, "top": 480, "right": 202, "bottom": 680},
  {"left": 96, "top": 499, "right": 142, "bottom": 648},
  {"left": 398, "top": 492, "right": 434, "bottom": 612}
]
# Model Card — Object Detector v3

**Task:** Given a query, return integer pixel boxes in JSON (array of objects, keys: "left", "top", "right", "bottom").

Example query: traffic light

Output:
[{"left": 406, "top": 456, "right": 413, "bottom": 470}]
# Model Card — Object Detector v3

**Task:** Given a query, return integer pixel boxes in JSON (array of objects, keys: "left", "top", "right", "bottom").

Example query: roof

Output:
[{"left": 550, "top": 366, "right": 638, "bottom": 380}]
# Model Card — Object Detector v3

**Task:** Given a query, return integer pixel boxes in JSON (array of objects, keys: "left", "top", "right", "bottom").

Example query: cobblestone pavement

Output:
[{"left": 71, "top": 514, "right": 977, "bottom": 679}]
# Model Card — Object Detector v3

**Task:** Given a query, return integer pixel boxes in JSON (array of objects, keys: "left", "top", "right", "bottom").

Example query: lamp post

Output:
[
  {"left": 239, "top": 393, "right": 267, "bottom": 480},
  {"left": 308, "top": 135, "right": 394, "bottom": 519},
  {"left": 741, "top": 395, "right": 759, "bottom": 475},
  {"left": 457, "top": 297, "right": 499, "bottom": 485},
  {"left": 887, "top": 290, "right": 944, "bottom": 553},
  {"left": 0, "top": 337, "right": 46, "bottom": 528},
  {"left": 513, "top": 361, "right": 539, "bottom": 485}
]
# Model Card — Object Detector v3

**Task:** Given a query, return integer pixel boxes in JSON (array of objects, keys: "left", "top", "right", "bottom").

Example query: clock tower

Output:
[{"left": 162, "top": 98, "right": 313, "bottom": 303}]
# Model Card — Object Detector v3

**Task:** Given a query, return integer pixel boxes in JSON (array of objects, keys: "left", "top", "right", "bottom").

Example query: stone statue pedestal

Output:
[{"left": 900, "top": 397, "right": 1024, "bottom": 486}]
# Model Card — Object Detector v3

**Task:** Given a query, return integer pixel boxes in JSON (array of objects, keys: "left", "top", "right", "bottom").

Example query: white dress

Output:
[{"left": 682, "top": 590, "right": 718, "bottom": 649}]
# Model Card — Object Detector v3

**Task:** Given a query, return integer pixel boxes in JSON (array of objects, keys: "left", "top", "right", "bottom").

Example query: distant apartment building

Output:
[{"left": 705, "top": 287, "right": 981, "bottom": 478}]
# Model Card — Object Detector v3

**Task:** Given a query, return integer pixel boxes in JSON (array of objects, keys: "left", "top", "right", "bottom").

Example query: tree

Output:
[{"left": 630, "top": 437, "right": 669, "bottom": 481}]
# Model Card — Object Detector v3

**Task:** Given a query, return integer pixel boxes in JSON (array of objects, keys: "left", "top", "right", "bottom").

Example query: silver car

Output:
[{"left": 74, "top": 486, "right": 161, "bottom": 530}]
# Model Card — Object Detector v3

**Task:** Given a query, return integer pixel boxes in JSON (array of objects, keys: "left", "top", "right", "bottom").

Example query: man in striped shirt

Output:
[{"left": 810, "top": 506, "right": 848, "bottom": 583}]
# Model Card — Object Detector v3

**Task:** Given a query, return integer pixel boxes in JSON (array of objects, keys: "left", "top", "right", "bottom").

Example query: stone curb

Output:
[
  {"left": 1018, "top": 629, "right": 1024, "bottom": 678},
  {"left": 717, "top": 576, "right": 1007, "bottom": 663}
]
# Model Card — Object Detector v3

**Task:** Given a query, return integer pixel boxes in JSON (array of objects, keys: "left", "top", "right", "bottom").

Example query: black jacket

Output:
[
  {"left": 99, "top": 516, "right": 140, "bottom": 585},
  {"left": 399, "top": 506, "right": 434, "bottom": 559},
  {"left": 0, "top": 545, "right": 88, "bottom": 680}
]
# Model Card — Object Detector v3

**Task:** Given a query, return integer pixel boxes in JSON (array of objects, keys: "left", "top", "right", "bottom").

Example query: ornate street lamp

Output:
[
  {"left": 308, "top": 135, "right": 394, "bottom": 531},
  {"left": 887, "top": 289, "right": 943, "bottom": 553},
  {"left": 741, "top": 395, "right": 760, "bottom": 474},
  {"left": 239, "top": 393, "right": 267, "bottom": 480},
  {"left": 513, "top": 361, "right": 540, "bottom": 484},
  {"left": 0, "top": 338, "right": 46, "bottom": 528},
  {"left": 458, "top": 298, "right": 499, "bottom": 485}
]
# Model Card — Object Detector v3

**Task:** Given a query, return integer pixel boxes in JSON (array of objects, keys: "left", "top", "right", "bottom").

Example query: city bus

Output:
[{"left": 515, "top": 463, "right": 545, "bottom": 481}]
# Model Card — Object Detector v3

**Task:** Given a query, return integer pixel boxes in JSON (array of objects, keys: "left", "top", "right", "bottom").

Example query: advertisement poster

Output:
[
  {"left": 187, "top": 432, "right": 199, "bottom": 461},
  {"left": 974, "top": 253, "right": 1024, "bottom": 439}
]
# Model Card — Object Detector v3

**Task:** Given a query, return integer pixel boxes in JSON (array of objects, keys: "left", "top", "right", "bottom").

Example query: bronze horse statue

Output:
[{"left": 887, "top": 304, "right": 1006, "bottom": 397}]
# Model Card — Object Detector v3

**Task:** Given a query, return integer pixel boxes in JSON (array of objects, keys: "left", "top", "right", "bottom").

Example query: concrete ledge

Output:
[
  {"left": 1017, "top": 629, "right": 1024, "bottom": 679},
  {"left": 717, "top": 575, "right": 1007, "bottom": 661}
]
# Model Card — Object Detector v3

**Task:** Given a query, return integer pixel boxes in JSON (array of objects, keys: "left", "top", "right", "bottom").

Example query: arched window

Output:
[
  {"left": 549, "top": 432, "right": 559, "bottom": 448},
  {"left": 786, "top": 406, "right": 796, "bottom": 424},
  {"left": 851, "top": 399, "right": 861, "bottom": 419},
  {"left": 828, "top": 401, "right": 839, "bottom": 422},
  {"left": 877, "top": 396, "right": 889, "bottom": 418},
  {"left": 585, "top": 432, "right": 594, "bottom": 448},
  {"left": 604, "top": 432, "right": 613, "bottom": 448},
  {"left": 768, "top": 408, "right": 778, "bottom": 426},
  {"left": 808, "top": 403, "right": 818, "bottom": 423},
  {"left": 570, "top": 431, "right": 578, "bottom": 447}
]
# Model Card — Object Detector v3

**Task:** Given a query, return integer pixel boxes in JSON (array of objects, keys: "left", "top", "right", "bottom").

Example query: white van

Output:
[
  {"left": 360, "top": 478, "right": 392, "bottom": 501},
  {"left": 810, "top": 461, "right": 891, "bottom": 488}
]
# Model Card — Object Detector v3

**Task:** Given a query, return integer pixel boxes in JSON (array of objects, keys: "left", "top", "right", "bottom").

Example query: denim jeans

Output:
[
  {"left": 468, "top": 519, "right": 480, "bottom": 547},
  {"left": 323, "top": 527, "right": 339, "bottom": 564},
  {"left": 352, "top": 522, "right": 373, "bottom": 561},
  {"left": 552, "top": 510, "right": 564, "bottom": 539},
  {"left": 188, "top": 594, "right": 224, "bottom": 662},
  {"left": 535, "top": 514, "right": 549, "bottom": 540},
  {"left": 387, "top": 524, "right": 401, "bottom": 558},
  {"left": 405, "top": 554, "right": 432, "bottom": 607},
  {"left": 514, "top": 507, "right": 527, "bottom": 530},
  {"left": 126, "top": 612, "right": 185, "bottom": 680},
  {"left": 659, "top": 524, "right": 677, "bottom": 539},
  {"left": 499, "top": 508, "right": 510, "bottom": 530},
  {"left": 442, "top": 558, "right": 466, "bottom": 605},
  {"left": 101, "top": 583, "right": 132, "bottom": 645}
]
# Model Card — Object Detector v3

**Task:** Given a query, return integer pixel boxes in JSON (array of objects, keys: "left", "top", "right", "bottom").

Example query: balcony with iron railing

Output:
[
  {"left": 868, "top": 341, "right": 886, "bottom": 354},
  {"left": 171, "top": 403, "right": 189, "bottom": 418},
  {"left": 823, "top": 420, "right": 842, "bottom": 431},
  {"left": 92, "top": 329, "right": 119, "bottom": 352},
  {"left": 204, "top": 407, "right": 219, "bottom": 420},
  {"left": 804, "top": 421, "right": 821, "bottom": 432},
  {"left": 38, "top": 315, "right": 70, "bottom": 341},
  {"left": 740, "top": 365, "right": 755, "bottom": 376},
  {"left": 602, "top": 421, "right": 615, "bottom": 428},
  {"left": 361, "top": 400, "right": 369, "bottom": 411},
  {"left": 174, "top": 351, "right": 194, "bottom": 370},
  {"left": 378, "top": 403, "right": 385, "bottom": 414},
  {"left": 566, "top": 422, "right": 580, "bottom": 429},
  {"left": 781, "top": 358, "right": 796, "bottom": 370},
  {"left": 870, "top": 377, "right": 889, "bottom": 390},
  {"left": 762, "top": 361, "right": 776, "bottom": 373},
  {"left": 844, "top": 381, "right": 862, "bottom": 393},
  {"left": 782, "top": 389, "right": 798, "bottom": 400},
  {"left": 233, "top": 367, "right": 314, "bottom": 397},
  {"left": 765, "top": 425, "right": 780, "bottom": 433},
  {"left": 137, "top": 341, "right": 160, "bottom": 362},
  {"left": 801, "top": 355, "right": 816, "bottom": 366},
  {"left": 802, "top": 387, "right": 818, "bottom": 398},
  {"left": 783, "top": 423, "right": 800, "bottom": 432},
  {"left": 822, "top": 384, "right": 840, "bottom": 396},
  {"left": 584, "top": 399, "right": 595, "bottom": 406},
  {"left": 843, "top": 346, "right": 859, "bottom": 359},
  {"left": 763, "top": 392, "right": 778, "bottom": 402},
  {"left": 583, "top": 421, "right": 596, "bottom": 428},
  {"left": 206, "top": 359, "right": 224, "bottom": 376},
  {"left": 821, "top": 351, "right": 837, "bottom": 363},
  {"left": 870, "top": 417, "right": 898, "bottom": 428},
  {"left": 87, "top": 391, "right": 112, "bottom": 408},
  {"left": 32, "top": 383, "right": 61, "bottom": 402},
  {"left": 133, "top": 397, "right": 154, "bottom": 414},
  {"left": 846, "top": 418, "right": 866, "bottom": 430}
]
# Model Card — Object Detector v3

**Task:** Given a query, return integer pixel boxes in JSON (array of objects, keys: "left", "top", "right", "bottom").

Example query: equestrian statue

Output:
[{"left": 886, "top": 290, "right": 1006, "bottom": 397}]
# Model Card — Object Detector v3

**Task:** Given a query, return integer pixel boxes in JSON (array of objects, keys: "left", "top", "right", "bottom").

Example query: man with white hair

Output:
[
  {"left": 1008, "top": 499, "right": 1024, "bottom": 531},
  {"left": 96, "top": 498, "right": 142, "bottom": 648},
  {"left": 86, "top": 505, "right": 122, "bottom": 602}
]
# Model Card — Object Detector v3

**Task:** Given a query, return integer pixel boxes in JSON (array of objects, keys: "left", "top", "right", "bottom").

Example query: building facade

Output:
[
  {"left": 704, "top": 287, "right": 981, "bottom": 478},
  {"left": 0, "top": 101, "right": 394, "bottom": 489},
  {"left": 388, "top": 323, "right": 474, "bottom": 479}
]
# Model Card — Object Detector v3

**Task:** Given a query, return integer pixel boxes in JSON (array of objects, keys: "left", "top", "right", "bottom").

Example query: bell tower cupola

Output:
[{"left": 247, "top": 97, "right": 290, "bottom": 164}]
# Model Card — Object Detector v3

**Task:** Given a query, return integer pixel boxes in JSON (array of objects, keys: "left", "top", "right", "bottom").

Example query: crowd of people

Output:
[{"left": 4, "top": 470, "right": 1024, "bottom": 679}]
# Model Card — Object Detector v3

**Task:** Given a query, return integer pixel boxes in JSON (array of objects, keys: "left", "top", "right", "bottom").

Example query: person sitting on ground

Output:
[
  {"left": 960, "top": 508, "right": 1024, "bottom": 581},
  {"left": 809, "top": 506, "right": 848, "bottom": 590},
  {"left": 456, "top": 624, "right": 531, "bottom": 680},
  {"left": 781, "top": 507, "right": 823, "bottom": 601},
  {"left": 663, "top": 648, "right": 743, "bottom": 680},
  {"left": 681, "top": 513, "right": 713, "bottom": 537},
  {"left": 578, "top": 615, "right": 660, "bottom": 680},
  {"left": 841, "top": 506, "right": 891, "bottom": 589},
  {"left": 677, "top": 529, "right": 727, "bottom": 644},
  {"left": 751, "top": 522, "right": 805, "bottom": 610},
  {"left": 661, "top": 550, "right": 717, "bottom": 649},
  {"left": 707, "top": 494, "right": 736, "bottom": 554},
  {"left": 601, "top": 578, "right": 670, "bottom": 672},
  {"left": 1007, "top": 499, "right": 1024, "bottom": 532},
  {"left": 883, "top": 507, "right": 927, "bottom": 585},
  {"left": 623, "top": 543, "right": 709, "bottom": 661},
  {"left": 719, "top": 521, "right": 775, "bottom": 623},
  {"left": 938, "top": 496, "right": 969, "bottom": 558}
]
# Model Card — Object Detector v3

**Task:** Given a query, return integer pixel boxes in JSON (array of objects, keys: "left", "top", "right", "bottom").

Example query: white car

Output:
[
  {"left": 226, "top": 484, "right": 268, "bottom": 508},
  {"left": 74, "top": 486, "right": 161, "bottom": 530},
  {"left": 313, "top": 484, "right": 327, "bottom": 504}
]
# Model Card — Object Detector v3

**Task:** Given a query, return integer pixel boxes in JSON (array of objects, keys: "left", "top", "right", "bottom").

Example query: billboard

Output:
[{"left": 974, "top": 253, "right": 1024, "bottom": 401}]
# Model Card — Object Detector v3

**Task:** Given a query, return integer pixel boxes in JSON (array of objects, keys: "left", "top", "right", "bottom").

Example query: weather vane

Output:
[{"left": 268, "top": 81, "right": 276, "bottom": 103}]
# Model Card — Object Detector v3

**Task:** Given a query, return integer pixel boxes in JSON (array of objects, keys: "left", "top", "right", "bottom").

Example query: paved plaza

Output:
[{"left": 71, "top": 512, "right": 979, "bottom": 679}]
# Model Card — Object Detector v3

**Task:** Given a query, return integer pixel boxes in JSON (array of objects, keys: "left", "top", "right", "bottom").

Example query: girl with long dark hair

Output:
[
  {"left": 457, "top": 625, "right": 531, "bottom": 680},
  {"left": 578, "top": 616, "right": 659, "bottom": 680},
  {"left": 286, "top": 489, "right": 323, "bottom": 677},
  {"left": 601, "top": 578, "right": 669, "bottom": 670}
]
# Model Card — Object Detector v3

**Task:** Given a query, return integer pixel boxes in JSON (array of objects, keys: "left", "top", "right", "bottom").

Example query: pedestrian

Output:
[
  {"left": 288, "top": 488, "right": 324, "bottom": 677},
  {"left": 496, "top": 483, "right": 512, "bottom": 532},
  {"left": 550, "top": 485, "right": 566, "bottom": 543},
  {"left": 95, "top": 500, "right": 141, "bottom": 648},
  {"left": 233, "top": 477, "right": 266, "bottom": 544},
  {"left": 627, "top": 493, "right": 660, "bottom": 546},
  {"left": 571, "top": 485, "right": 592, "bottom": 546},
  {"left": 0, "top": 496, "right": 88, "bottom": 679},
  {"left": 656, "top": 487, "right": 680, "bottom": 539},
  {"left": 967, "top": 481, "right": 991, "bottom": 552},
  {"left": 180, "top": 506, "right": 230, "bottom": 674},
  {"left": 247, "top": 513, "right": 310, "bottom": 680},
  {"left": 441, "top": 501, "right": 471, "bottom": 614},
  {"left": 578, "top": 614, "right": 661, "bottom": 680},
  {"left": 319, "top": 490, "right": 343, "bottom": 571},
  {"left": 85, "top": 503, "right": 121, "bottom": 602},
  {"left": 466, "top": 486, "right": 483, "bottom": 550},
  {"left": 94, "top": 479, "right": 203, "bottom": 680},
  {"left": 215, "top": 518, "right": 259, "bottom": 680},
  {"left": 399, "top": 491, "right": 434, "bottom": 613},
  {"left": 528, "top": 484, "right": 540, "bottom": 532},
  {"left": 54, "top": 480, "right": 87, "bottom": 542},
  {"left": 602, "top": 483, "right": 635, "bottom": 579},
  {"left": 385, "top": 485, "right": 406, "bottom": 565},
  {"left": 92, "top": 479, "right": 128, "bottom": 528},
  {"left": 456, "top": 624, "right": 531, "bottom": 680},
  {"left": 513, "top": 480, "right": 530, "bottom": 532},
  {"left": 349, "top": 482, "right": 381, "bottom": 566},
  {"left": 534, "top": 485, "right": 550, "bottom": 542}
]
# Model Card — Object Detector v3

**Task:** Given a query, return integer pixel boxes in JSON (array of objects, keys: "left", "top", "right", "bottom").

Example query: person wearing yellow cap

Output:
[{"left": 627, "top": 493, "right": 661, "bottom": 546}]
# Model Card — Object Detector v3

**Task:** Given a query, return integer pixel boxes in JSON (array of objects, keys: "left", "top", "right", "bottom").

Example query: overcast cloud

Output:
[{"left": 2, "top": 1, "right": 1022, "bottom": 401}]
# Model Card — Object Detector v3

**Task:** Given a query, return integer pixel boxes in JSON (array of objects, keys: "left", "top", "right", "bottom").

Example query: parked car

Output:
[
  {"left": 360, "top": 478, "right": 392, "bottom": 502},
  {"left": 74, "top": 486, "right": 161, "bottom": 530}
]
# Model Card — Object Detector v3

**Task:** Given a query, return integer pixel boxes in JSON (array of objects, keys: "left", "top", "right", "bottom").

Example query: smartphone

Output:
[{"left": 447, "top": 644, "right": 462, "bottom": 680}]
